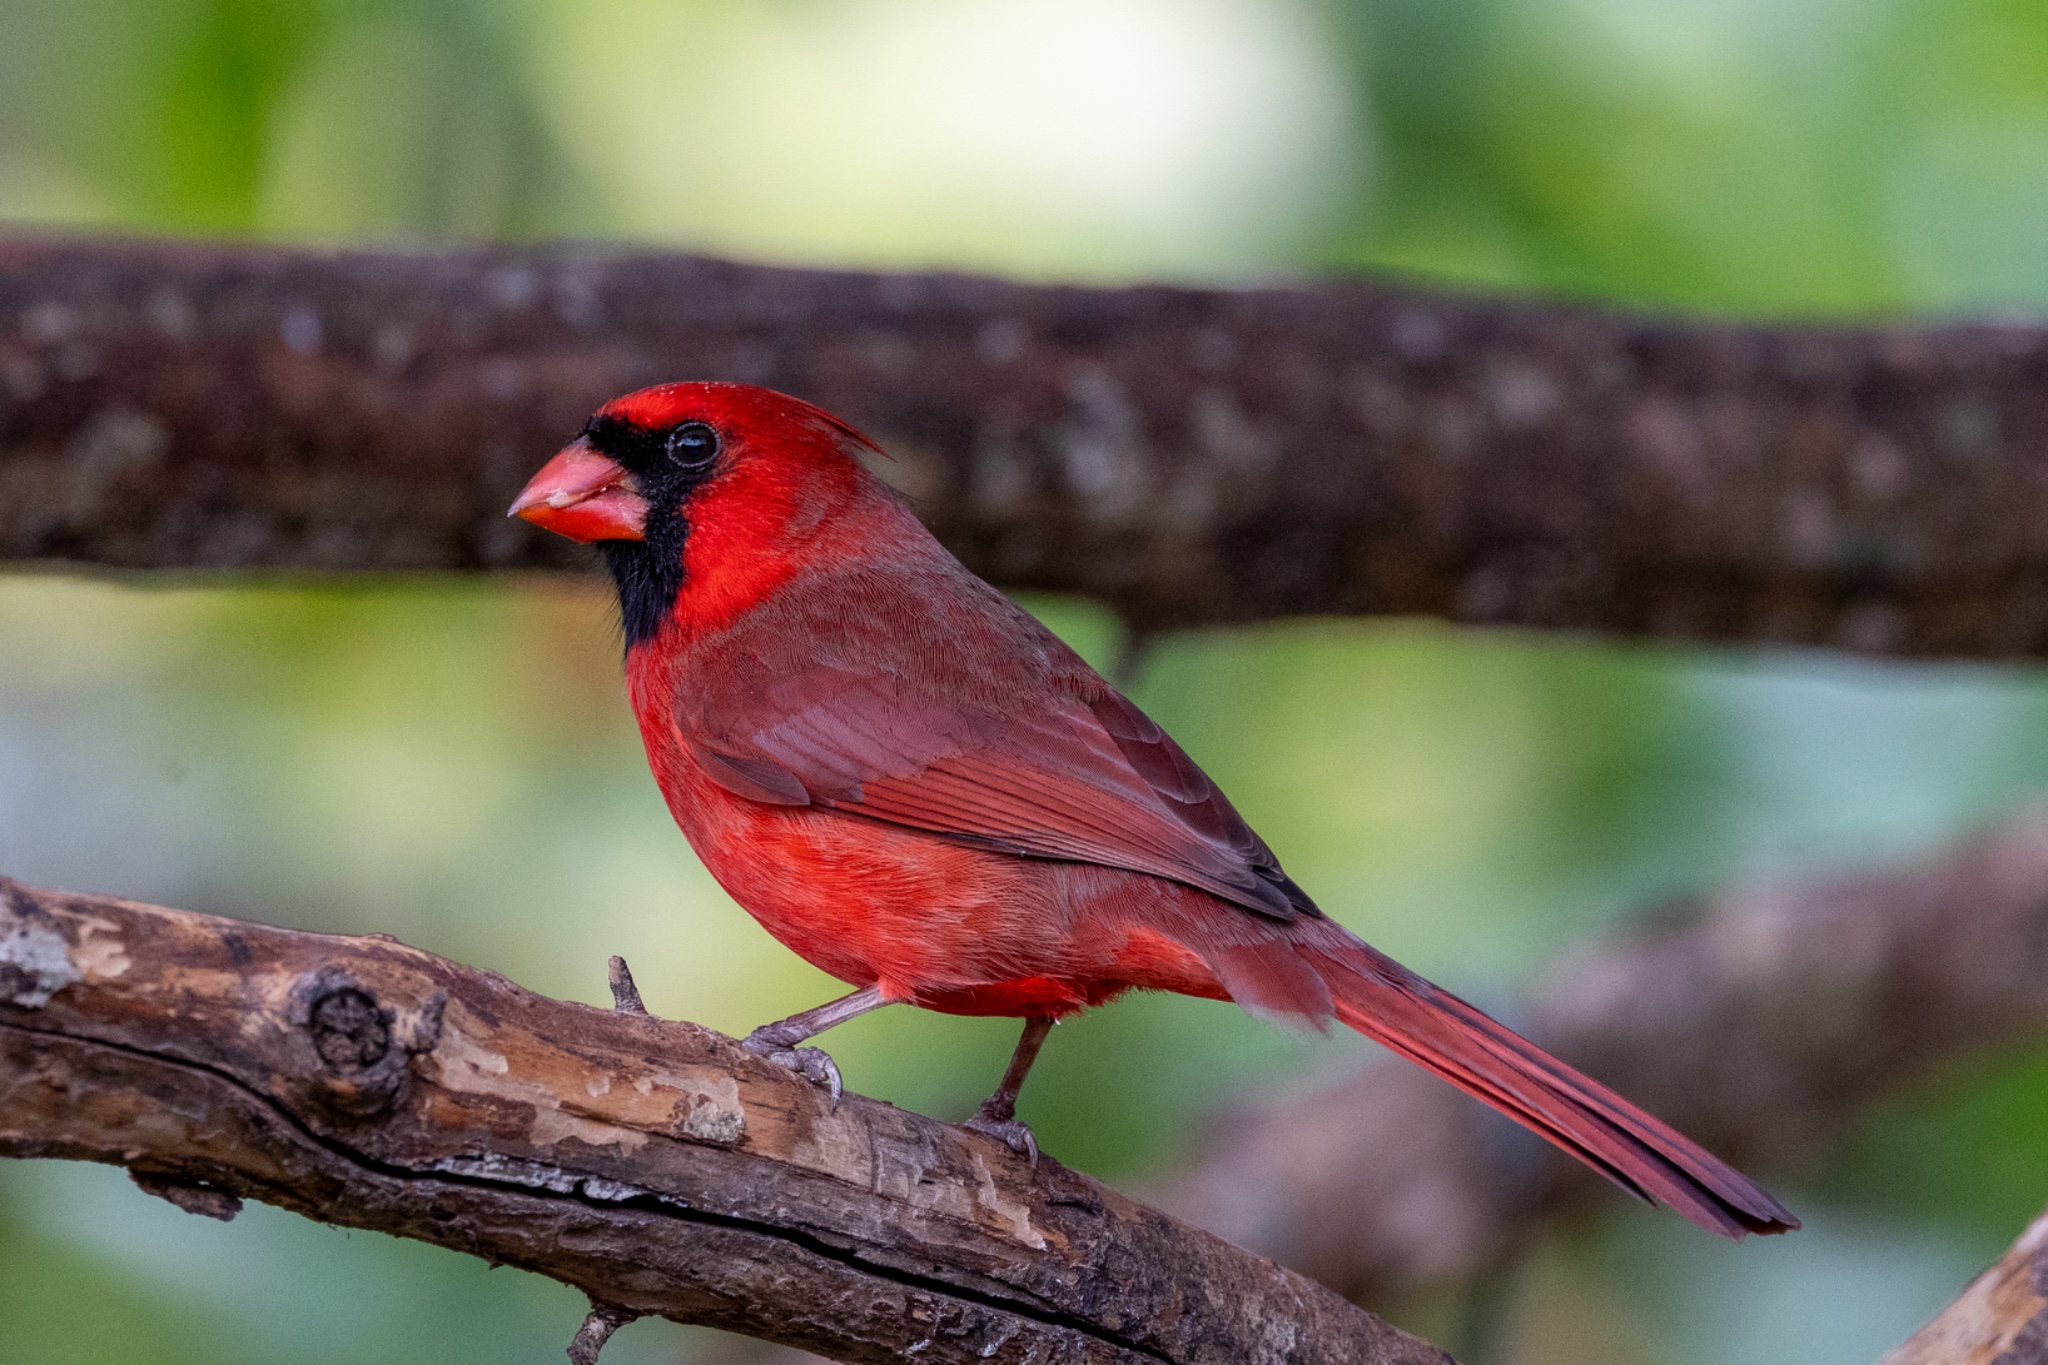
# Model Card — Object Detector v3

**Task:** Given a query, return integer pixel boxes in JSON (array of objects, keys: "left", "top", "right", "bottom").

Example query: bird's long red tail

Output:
[{"left": 1211, "top": 927, "right": 1798, "bottom": 1237}]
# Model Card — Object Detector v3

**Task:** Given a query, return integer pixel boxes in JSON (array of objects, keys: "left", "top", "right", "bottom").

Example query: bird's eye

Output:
[{"left": 666, "top": 421, "right": 720, "bottom": 468}]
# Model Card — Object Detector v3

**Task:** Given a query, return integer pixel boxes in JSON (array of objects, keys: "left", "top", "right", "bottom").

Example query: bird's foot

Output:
[
  {"left": 963, "top": 1110, "right": 1040, "bottom": 1167},
  {"left": 742, "top": 1032, "right": 843, "bottom": 1103}
]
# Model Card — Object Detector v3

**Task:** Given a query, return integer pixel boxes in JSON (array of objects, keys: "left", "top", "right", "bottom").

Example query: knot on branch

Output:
[
  {"left": 285, "top": 965, "right": 444, "bottom": 1117},
  {"left": 311, "top": 987, "right": 390, "bottom": 1069}
]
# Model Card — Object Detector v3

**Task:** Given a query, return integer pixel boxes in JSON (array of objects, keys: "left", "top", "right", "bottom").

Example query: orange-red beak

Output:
[{"left": 508, "top": 440, "right": 649, "bottom": 543}]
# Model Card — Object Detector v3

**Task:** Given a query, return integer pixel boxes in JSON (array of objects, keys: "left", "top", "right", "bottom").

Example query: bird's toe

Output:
[
  {"left": 963, "top": 1113, "right": 1039, "bottom": 1167},
  {"left": 744, "top": 1039, "right": 843, "bottom": 1102}
]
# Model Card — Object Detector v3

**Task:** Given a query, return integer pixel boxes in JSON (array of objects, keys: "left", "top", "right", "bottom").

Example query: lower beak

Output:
[{"left": 508, "top": 441, "right": 649, "bottom": 543}]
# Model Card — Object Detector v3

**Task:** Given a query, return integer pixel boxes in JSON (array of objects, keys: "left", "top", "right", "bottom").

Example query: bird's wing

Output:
[{"left": 681, "top": 589, "right": 1318, "bottom": 923}]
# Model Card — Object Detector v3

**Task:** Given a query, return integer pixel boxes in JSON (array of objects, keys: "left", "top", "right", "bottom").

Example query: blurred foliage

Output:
[
  {"left": 1334, "top": 0, "right": 2048, "bottom": 314},
  {"left": 6, "top": 1, "right": 2048, "bottom": 1362}
]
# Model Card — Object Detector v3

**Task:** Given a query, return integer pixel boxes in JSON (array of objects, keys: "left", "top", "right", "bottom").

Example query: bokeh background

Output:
[{"left": 4, "top": 1, "right": 2048, "bottom": 1361}]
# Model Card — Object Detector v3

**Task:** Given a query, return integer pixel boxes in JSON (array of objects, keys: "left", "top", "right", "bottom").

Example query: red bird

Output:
[{"left": 511, "top": 381, "right": 1796, "bottom": 1239}]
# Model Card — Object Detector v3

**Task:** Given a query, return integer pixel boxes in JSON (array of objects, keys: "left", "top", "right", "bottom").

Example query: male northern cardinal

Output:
[{"left": 511, "top": 381, "right": 1796, "bottom": 1238}]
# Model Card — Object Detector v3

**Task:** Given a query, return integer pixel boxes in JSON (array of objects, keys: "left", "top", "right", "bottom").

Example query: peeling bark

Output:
[
  {"left": 0, "top": 876, "right": 1450, "bottom": 1365},
  {"left": 8, "top": 236, "right": 2048, "bottom": 654}
]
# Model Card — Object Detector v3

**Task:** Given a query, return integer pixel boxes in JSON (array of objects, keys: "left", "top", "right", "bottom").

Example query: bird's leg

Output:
[
  {"left": 963, "top": 1016, "right": 1054, "bottom": 1165},
  {"left": 741, "top": 985, "right": 889, "bottom": 1102}
]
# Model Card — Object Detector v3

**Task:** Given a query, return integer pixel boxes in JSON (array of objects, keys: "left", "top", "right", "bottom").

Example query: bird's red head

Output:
[{"left": 510, "top": 382, "right": 885, "bottom": 645}]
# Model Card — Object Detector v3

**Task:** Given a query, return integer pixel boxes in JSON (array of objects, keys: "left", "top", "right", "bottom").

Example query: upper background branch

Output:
[{"left": 6, "top": 235, "right": 2048, "bottom": 656}]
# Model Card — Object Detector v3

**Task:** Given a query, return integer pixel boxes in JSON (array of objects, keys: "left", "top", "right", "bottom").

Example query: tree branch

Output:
[
  {"left": 1163, "top": 806, "right": 2048, "bottom": 1303},
  {"left": 7, "top": 235, "right": 2048, "bottom": 654},
  {"left": 0, "top": 876, "right": 1450, "bottom": 1365},
  {"left": 1881, "top": 1201, "right": 2048, "bottom": 1364}
]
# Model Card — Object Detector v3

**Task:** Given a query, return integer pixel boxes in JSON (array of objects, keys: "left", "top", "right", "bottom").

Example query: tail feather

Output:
[{"left": 1220, "top": 932, "right": 1799, "bottom": 1238}]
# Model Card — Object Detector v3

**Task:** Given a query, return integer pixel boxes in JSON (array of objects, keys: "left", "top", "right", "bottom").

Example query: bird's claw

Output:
[
  {"left": 743, "top": 1036, "right": 843, "bottom": 1102},
  {"left": 963, "top": 1113, "right": 1039, "bottom": 1167}
]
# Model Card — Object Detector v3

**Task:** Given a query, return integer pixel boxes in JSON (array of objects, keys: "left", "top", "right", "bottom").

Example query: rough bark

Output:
[
  {"left": 1163, "top": 806, "right": 2048, "bottom": 1304},
  {"left": 0, "top": 876, "right": 1450, "bottom": 1365},
  {"left": 7, "top": 235, "right": 2048, "bottom": 655},
  {"left": 1881, "top": 1202, "right": 2048, "bottom": 1364}
]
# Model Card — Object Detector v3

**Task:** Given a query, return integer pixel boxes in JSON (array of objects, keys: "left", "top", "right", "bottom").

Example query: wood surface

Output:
[{"left": 0, "top": 875, "right": 1451, "bottom": 1365}]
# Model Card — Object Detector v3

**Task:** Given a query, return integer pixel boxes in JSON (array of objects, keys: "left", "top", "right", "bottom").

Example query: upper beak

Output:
[{"left": 508, "top": 440, "right": 649, "bottom": 543}]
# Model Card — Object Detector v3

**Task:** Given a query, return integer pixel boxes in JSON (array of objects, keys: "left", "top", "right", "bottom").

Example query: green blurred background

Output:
[{"left": 4, "top": 0, "right": 2048, "bottom": 1361}]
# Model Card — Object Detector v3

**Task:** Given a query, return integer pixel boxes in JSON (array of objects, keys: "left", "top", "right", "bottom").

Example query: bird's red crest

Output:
[{"left": 596, "top": 382, "right": 888, "bottom": 468}]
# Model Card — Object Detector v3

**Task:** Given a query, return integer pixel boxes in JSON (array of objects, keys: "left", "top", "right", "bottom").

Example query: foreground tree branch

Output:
[
  {"left": 0, "top": 877, "right": 1449, "bottom": 1365},
  {"left": 1164, "top": 806, "right": 2048, "bottom": 1304},
  {"left": 1882, "top": 1200, "right": 2048, "bottom": 1364},
  {"left": 7, "top": 235, "right": 2048, "bottom": 654}
]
